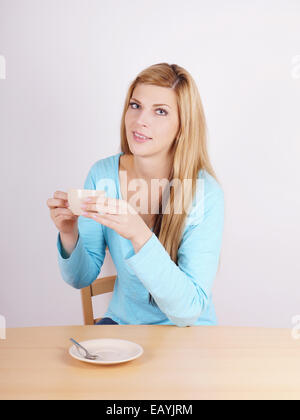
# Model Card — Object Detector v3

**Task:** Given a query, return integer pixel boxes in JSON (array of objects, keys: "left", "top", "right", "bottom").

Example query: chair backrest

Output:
[{"left": 80, "top": 274, "right": 116, "bottom": 325}]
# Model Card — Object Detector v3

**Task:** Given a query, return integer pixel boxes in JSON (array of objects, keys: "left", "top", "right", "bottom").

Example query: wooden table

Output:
[{"left": 1, "top": 325, "right": 300, "bottom": 400}]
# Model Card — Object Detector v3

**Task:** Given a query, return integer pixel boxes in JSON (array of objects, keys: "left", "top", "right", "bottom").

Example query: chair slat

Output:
[
  {"left": 91, "top": 275, "right": 116, "bottom": 297},
  {"left": 80, "top": 246, "right": 116, "bottom": 325},
  {"left": 80, "top": 286, "right": 94, "bottom": 325}
]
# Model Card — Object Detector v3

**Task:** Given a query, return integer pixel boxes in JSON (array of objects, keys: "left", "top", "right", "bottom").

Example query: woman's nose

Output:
[{"left": 135, "top": 110, "right": 152, "bottom": 126}]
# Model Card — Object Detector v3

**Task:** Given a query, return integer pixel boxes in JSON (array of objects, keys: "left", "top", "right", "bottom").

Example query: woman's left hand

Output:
[{"left": 80, "top": 196, "right": 152, "bottom": 244}]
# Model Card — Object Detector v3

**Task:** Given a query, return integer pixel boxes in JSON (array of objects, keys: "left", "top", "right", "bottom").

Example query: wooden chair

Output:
[
  {"left": 80, "top": 246, "right": 116, "bottom": 325},
  {"left": 80, "top": 274, "right": 116, "bottom": 325},
  {"left": 80, "top": 275, "right": 117, "bottom": 325}
]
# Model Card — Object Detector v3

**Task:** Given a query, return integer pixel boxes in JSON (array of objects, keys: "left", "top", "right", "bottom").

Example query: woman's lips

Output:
[{"left": 133, "top": 132, "right": 152, "bottom": 143}]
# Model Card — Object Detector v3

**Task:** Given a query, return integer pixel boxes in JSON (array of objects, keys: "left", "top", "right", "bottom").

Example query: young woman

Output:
[{"left": 46, "top": 63, "right": 224, "bottom": 327}]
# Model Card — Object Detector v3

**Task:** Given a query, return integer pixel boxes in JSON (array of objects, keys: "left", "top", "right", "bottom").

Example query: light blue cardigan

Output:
[{"left": 57, "top": 152, "right": 224, "bottom": 327}]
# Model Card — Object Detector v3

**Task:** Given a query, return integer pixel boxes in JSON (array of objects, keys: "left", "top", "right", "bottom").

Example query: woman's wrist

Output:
[
  {"left": 59, "top": 229, "right": 79, "bottom": 257},
  {"left": 131, "top": 228, "right": 153, "bottom": 254}
]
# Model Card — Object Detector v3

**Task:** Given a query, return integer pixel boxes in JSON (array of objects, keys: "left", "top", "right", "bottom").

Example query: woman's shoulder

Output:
[
  {"left": 87, "top": 153, "right": 124, "bottom": 184},
  {"left": 197, "top": 168, "right": 224, "bottom": 201},
  {"left": 85, "top": 152, "right": 123, "bottom": 193},
  {"left": 89, "top": 152, "right": 122, "bottom": 175},
  {"left": 184, "top": 169, "right": 224, "bottom": 228}
]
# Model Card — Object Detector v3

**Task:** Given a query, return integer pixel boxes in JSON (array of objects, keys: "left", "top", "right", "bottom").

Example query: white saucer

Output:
[{"left": 69, "top": 338, "right": 144, "bottom": 365}]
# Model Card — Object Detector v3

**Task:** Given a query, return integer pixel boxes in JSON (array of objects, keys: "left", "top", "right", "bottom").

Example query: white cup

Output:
[{"left": 67, "top": 189, "right": 106, "bottom": 216}]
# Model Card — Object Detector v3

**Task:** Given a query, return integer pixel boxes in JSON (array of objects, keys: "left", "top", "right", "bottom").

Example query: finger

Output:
[
  {"left": 53, "top": 191, "right": 68, "bottom": 200},
  {"left": 87, "top": 202, "right": 109, "bottom": 213},
  {"left": 95, "top": 197, "right": 124, "bottom": 214},
  {"left": 47, "top": 197, "right": 69, "bottom": 209},
  {"left": 82, "top": 192, "right": 106, "bottom": 204},
  {"left": 53, "top": 207, "right": 73, "bottom": 217},
  {"left": 81, "top": 209, "right": 106, "bottom": 217},
  {"left": 95, "top": 204, "right": 118, "bottom": 215},
  {"left": 81, "top": 202, "right": 99, "bottom": 213},
  {"left": 95, "top": 195, "right": 108, "bottom": 206},
  {"left": 55, "top": 213, "right": 77, "bottom": 221},
  {"left": 82, "top": 198, "right": 125, "bottom": 214},
  {"left": 90, "top": 212, "right": 118, "bottom": 228}
]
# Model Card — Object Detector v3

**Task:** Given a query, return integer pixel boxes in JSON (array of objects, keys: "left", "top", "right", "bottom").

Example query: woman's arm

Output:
[
  {"left": 124, "top": 182, "right": 224, "bottom": 327},
  {"left": 59, "top": 228, "right": 79, "bottom": 258},
  {"left": 57, "top": 164, "right": 107, "bottom": 289}
]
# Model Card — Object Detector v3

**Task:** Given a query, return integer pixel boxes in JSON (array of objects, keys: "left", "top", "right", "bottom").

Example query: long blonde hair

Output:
[{"left": 120, "top": 63, "right": 219, "bottom": 306}]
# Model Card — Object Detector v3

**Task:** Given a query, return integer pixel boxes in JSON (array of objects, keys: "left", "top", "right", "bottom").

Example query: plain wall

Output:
[{"left": 0, "top": 0, "right": 299, "bottom": 328}]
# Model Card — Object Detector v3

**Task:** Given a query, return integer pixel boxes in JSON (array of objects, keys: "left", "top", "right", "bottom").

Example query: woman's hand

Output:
[
  {"left": 80, "top": 196, "right": 153, "bottom": 251},
  {"left": 47, "top": 191, "right": 79, "bottom": 235}
]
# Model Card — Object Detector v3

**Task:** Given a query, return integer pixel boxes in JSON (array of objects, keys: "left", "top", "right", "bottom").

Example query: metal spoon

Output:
[{"left": 70, "top": 338, "right": 103, "bottom": 360}]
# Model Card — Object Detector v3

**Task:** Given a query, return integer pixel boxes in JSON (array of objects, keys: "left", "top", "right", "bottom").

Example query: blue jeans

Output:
[{"left": 95, "top": 317, "right": 118, "bottom": 325}]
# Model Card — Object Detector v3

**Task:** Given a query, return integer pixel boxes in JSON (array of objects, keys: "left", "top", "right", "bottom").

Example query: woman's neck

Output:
[{"left": 130, "top": 153, "right": 173, "bottom": 184}]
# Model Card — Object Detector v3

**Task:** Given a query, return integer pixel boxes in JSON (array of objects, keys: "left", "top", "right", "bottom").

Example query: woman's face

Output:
[{"left": 125, "top": 83, "right": 180, "bottom": 157}]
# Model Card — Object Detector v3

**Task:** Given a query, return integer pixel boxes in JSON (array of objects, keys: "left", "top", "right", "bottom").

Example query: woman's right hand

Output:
[{"left": 47, "top": 191, "right": 79, "bottom": 235}]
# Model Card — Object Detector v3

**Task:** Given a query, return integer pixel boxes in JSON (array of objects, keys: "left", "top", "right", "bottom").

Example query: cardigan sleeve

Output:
[
  {"left": 124, "top": 179, "right": 224, "bottom": 327},
  {"left": 57, "top": 164, "right": 107, "bottom": 289}
]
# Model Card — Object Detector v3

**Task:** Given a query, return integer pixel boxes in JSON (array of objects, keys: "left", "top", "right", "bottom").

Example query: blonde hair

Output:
[{"left": 120, "top": 63, "right": 219, "bottom": 306}]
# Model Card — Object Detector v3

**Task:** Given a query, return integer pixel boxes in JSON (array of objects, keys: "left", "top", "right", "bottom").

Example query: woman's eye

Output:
[
  {"left": 129, "top": 102, "right": 167, "bottom": 116},
  {"left": 157, "top": 108, "right": 167, "bottom": 115},
  {"left": 129, "top": 102, "right": 138, "bottom": 109}
]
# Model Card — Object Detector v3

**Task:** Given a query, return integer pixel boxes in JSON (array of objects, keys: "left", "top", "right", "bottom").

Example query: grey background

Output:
[{"left": 0, "top": 0, "right": 299, "bottom": 328}]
